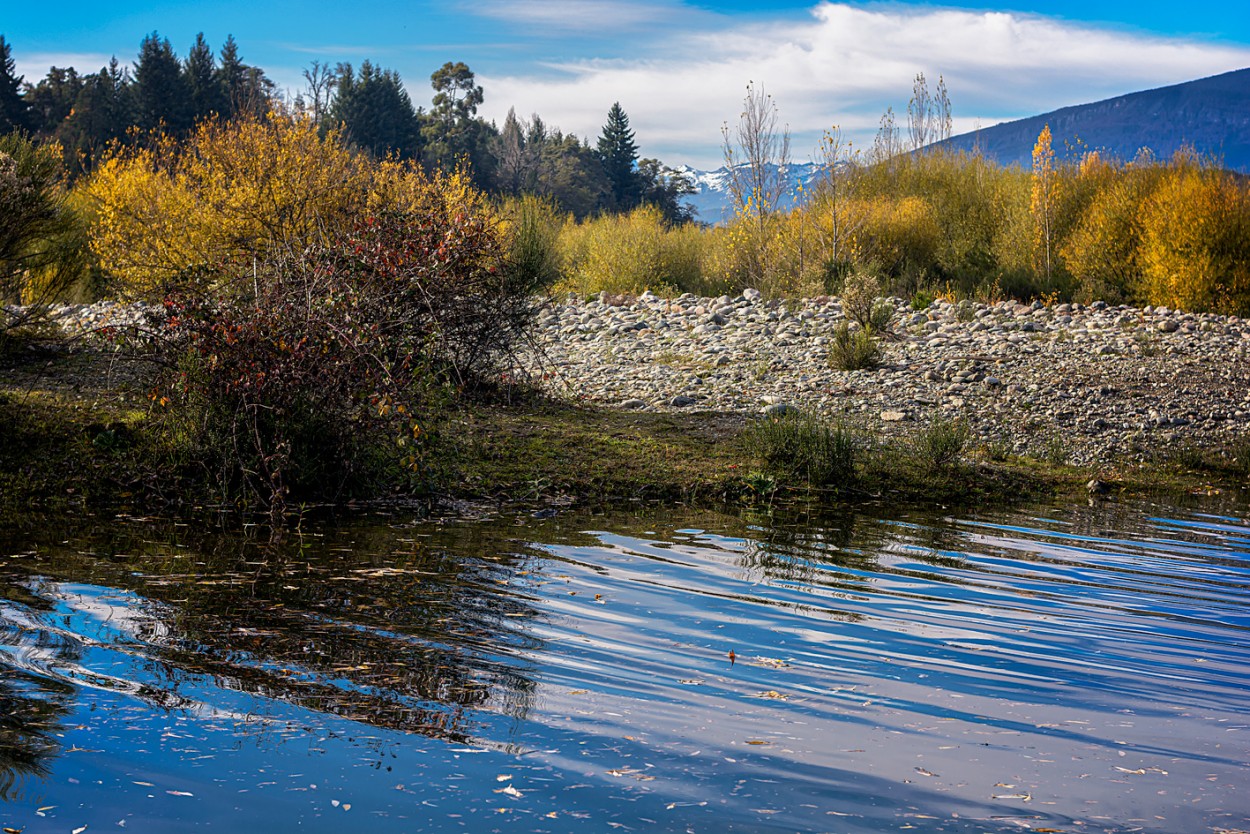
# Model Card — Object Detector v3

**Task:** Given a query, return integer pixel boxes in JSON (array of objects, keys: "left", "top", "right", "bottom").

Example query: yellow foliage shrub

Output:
[
  {"left": 1139, "top": 156, "right": 1250, "bottom": 314},
  {"left": 557, "top": 205, "right": 707, "bottom": 297},
  {"left": 82, "top": 115, "right": 370, "bottom": 296}
]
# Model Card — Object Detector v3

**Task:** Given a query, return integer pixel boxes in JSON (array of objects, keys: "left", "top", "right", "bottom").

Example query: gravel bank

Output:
[
  {"left": 528, "top": 290, "right": 1250, "bottom": 466},
  {"left": 29, "top": 295, "right": 1250, "bottom": 468}
]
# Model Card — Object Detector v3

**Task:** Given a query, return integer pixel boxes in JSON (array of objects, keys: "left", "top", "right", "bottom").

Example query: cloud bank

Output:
[{"left": 476, "top": 2, "right": 1250, "bottom": 168}]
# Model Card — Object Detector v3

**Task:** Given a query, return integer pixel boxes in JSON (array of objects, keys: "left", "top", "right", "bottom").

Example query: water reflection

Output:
[
  {"left": 0, "top": 576, "right": 74, "bottom": 801},
  {"left": 0, "top": 516, "right": 551, "bottom": 746},
  {"left": 0, "top": 497, "right": 1248, "bottom": 832}
]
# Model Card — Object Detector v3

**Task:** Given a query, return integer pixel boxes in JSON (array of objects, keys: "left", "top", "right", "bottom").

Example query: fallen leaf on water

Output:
[
  {"left": 1113, "top": 767, "right": 1146, "bottom": 775},
  {"left": 495, "top": 775, "right": 511, "bottom": 782},
  {"left": 914, "top": 767, "right": 939, "bottom": 777},
  {"left": 746, "top": 740, "right": 770, "bottom": 745},
  {"left": 72, "top": 828, "right": 87, "bottom": 834},
  {"left": 165, "top": 791, "right": 193, "bottom": 797},
  {"left": 992, "top": 793, "right": 1031, "bottom": 801},
  {"left": 5, "top": 827, "right": 24, "bottom": 833},
  {"left": 568, "top": 689, "right": 588, "bottom": 695},
  {"left": 754, "top": 690, "right": 790, "bottom": 700},
  {"left": 728, "top": 650, "right": 736, "bottom": 665},
  {"left": 495, "top": 785, "right": 523, "bottom": 798}
]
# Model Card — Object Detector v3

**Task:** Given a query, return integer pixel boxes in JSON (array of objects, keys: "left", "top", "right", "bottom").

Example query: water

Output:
[{"left": 1, "top": 497, "right": 1248, "bottom": 833}]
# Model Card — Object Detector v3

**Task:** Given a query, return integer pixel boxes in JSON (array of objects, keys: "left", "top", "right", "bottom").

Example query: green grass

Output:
[
  {"left": 743, "top": 413, "right": 858, "bottom": 490},
  {"left": 829, "top": 322, "right": 880, "bottom": 371}
]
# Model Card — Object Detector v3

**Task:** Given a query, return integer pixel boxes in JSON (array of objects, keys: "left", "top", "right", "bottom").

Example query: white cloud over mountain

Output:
[{"left": 476, "top": 2, "right": 1250, "bottom": 168}]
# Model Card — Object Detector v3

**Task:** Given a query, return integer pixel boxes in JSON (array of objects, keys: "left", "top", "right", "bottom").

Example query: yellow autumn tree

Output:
[
  {"left": 1030, "top": 124, "right": 1059, "bottom": 282},
  {"left": 82, "top": 114, "right": 370, "bottom": 296},
  {"left": 1138, "top": 152, "right": 1250, "bottom": 314}
]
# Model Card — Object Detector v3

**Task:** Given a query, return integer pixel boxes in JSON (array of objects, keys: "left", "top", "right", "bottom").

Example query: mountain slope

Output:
[{"left": 935, "top": 67, "right": 1250, "bottom": 170}]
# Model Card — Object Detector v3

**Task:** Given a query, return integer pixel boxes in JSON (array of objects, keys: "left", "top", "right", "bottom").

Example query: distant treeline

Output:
[{"left": 0, "top": 33, "right": 694, "bottom": 222}]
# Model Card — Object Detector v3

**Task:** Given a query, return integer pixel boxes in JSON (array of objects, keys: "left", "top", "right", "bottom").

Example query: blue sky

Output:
[{"left": 6, "top": 1, "right": 1249, "bottom": 167}]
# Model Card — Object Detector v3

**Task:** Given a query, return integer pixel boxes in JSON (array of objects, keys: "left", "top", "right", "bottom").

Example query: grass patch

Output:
[
  {"left": 743, "top": 413, "right": 858, "bottom": 490},
  {"left": 909, "top": 414, "right": 971, "bottom": 475},
  {"left": 829, "top": 322, "right": 880, "bottom": 371}
]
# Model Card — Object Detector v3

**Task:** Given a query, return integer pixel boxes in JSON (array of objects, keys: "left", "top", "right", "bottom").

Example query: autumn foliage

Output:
[{"left": 70, "top": 114, "right": 536, "bottom": 511}]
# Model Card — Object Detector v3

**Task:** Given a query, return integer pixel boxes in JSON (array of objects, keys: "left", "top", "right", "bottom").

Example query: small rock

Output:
[
  {"left": 668, "top": 395, "right": 697, "bottom": 408},
  {"left": 763, "top": 403, "right": 798, "bottom": 417},
  {"left": 743, "top": 288, "right": 762, "bottom": 302},
  {"left": 880, "top": 410, "right": 908, "bottom": 422},
  {"left": 1157, "top": 319, "right": 1180, "bottom": 333},
  {"left": 620, "top": 398, "right": 647, "bottom": 410},
  {"left": 1087, "top": 478, "right": 1111, "bottom": 496}
]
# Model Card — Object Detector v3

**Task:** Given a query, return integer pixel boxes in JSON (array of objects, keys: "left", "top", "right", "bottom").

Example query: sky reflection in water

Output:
[{"left": 1, "top": 497, "right": 1248, "bottom": 832}]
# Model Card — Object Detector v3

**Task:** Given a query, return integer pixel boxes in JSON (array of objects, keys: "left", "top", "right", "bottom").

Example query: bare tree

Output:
[
  {"left": 721, "top": 81, "right": 791, "bottom": 231},
  {"left": 301, "top": 60, "right": 337, "bottom": 125},
  {"left": 872, "top": 106, "right": 902, "bottom": 163},
  {"left": 812, "top": 126, "right": 866, "bottom": 269},
  {"left": 906, "top": 72, "right": 953, "bottom": 152}
]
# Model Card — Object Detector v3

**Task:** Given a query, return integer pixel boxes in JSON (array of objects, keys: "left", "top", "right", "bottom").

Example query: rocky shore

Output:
[
  {"left": 528, "top": 290, "right": 1250, "bottom": 466},
  {"left": 27, "top": 292, "right": 1250, "bottom": 470}
]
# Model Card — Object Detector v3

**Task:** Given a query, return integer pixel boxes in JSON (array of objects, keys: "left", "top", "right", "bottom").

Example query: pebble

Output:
[{"left": 527, "top": 291, "right": 1250, "bottom": 466}]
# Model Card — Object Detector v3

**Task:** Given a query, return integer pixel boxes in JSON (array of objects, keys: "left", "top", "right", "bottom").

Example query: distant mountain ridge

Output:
[
  {"left": 935, "top": 67, "right": 1250, "bottom": 170},
  {"left": 674, "top": 162, "right": 820, "bottom": 224}
]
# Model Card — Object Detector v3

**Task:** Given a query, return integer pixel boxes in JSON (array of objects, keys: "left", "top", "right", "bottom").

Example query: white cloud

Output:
[
  {"left": 15, "top": 52, "right": 117, "bottom": 82},
  {"left": 476, "top": 2, "right": 1250, "bottom": 168}
]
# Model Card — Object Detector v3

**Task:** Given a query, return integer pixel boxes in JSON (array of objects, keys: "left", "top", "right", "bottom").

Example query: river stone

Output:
[
  {"left": 620, "top": 398, "right": 647, "bottom": 410},
  {"left": 1158, "top": 319, "right": 1180, "bottom": 333},
  {"left": 880, "top": 410, "right": 908, "bottom": 422},
  {"left": 763, "top": 403, "right": 798, "bottom": 417}
]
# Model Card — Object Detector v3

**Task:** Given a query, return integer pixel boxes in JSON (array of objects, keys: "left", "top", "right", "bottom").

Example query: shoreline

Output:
[{"left": 1, "top": 295, "right": 1248, "bottom": 519}]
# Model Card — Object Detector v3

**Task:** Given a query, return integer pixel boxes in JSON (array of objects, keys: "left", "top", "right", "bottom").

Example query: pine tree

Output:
[
  {"left": 0, "top": 36, "right": 31, "bottom": 133},
  {"left": 424, "top": 62, "right": 491, "bottom": 184},
  {"left": 185, "top": 33, "right": 226, "bottom": 124},
  {"left": 59, "top": 58, "right": 132, "bottom": 172},
  {"left": 328, "top": 61, "right": 420, "bottom": 159},
  {"left": 24, "top": 66, "right": 82, "bottom": 135},
  {"left": 597, "top": 102, "right": 639, "bottom": 211},
  {"left": 215, "top": 36, "right": 272, "bottom": 118},
  {"left": 133, "top": 32, "right": 191, "bottom": 132}
]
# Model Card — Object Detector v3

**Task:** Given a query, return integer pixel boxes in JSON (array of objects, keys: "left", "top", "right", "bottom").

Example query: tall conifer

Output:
[{"left": 597, "top": 102, "right": 640, "bottom": 211}]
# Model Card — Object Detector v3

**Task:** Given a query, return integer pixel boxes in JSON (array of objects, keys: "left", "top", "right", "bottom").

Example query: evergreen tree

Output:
[
  {"left": 424, "top": 62, "right": 492, "bottom": 185},
  {"left": 535, "top": 131, "right": 611, "bottom": 219},
  {"left": 24, "top": 66, "right": 82, "bottom": 135},
  {"left": 0, "top": 36, "right": 31, "bottom": 133},
  {"left": 185, "top": 33, "right": 226, "bottom": 123},
  {"left": 328, "top": 61, "right": 420, "bottom": 159},
  {"left": 215, "top": 35, "right": 272, "bottom": 118},
  {"left": 637, "top": 158, "right": 697, "bottom": 224},
  {"left": 133, "top": 32, "right": 191, "bottom": 132},
  {"left": 59, "top": 58, "right": 132, "bottom": 173},
  {"left": 596, "top": 102, "right": 639, "bottom": 211}
]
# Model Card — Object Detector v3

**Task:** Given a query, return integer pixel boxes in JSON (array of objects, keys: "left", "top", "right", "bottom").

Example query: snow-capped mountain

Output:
[{"left": 675, "top": 162, "right": 821, "bottom": 224}]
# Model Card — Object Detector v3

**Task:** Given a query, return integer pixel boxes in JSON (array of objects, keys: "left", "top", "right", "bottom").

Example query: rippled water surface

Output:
[{"left": 1, "top": 496, "right": 1248, "bottom": 833}]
